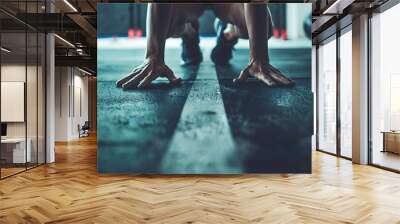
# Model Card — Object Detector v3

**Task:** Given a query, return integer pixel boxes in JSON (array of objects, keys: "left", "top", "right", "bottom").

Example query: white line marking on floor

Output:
[{"left": 160, "top": 63, "right": 242, "bottom": 174}]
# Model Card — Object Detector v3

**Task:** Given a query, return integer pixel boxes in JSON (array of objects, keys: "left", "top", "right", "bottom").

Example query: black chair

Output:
[{"left": 79, "top": 121, "right": 90, "bottom": 138}]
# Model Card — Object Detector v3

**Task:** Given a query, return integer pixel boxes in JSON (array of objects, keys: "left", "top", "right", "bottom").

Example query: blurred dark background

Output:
[{"left": 97, "top": 4, "right": 304, "bottom": 40}]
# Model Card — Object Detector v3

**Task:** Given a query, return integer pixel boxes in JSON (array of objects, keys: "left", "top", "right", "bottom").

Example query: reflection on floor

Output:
[
  {"left": 0, "top": 167, "right": 25, "bottom": 178},
  {"left": 373, "top": 150, "right": 400, "bottom": 171},
  {"left": 97, "top": 45, "right": 313, "bottom": 173},
  {"left": 1, "top": 135, "right": 400, "bottom": 223},
  {"left": 0, "top": 163, "right": 43, "bottom": 179}
]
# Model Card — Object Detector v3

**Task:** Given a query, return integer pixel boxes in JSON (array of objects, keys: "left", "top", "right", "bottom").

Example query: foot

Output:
[
  {"left": 181, "top": 36, "right": 203, "bottom": 66},
  {"left": 211, "top": 19, "right": 238, "bottom": 65},
  {"left": 233, "top": 60, "right": 294, "bottom": 87},
  {"left": 116, "top": 59, "right": 181, "bottom": 89},
  {"left": 181, "top": 21, "right": 203, "bottom": 66}
]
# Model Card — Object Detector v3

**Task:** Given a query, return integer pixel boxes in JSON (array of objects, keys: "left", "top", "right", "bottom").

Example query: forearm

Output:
[
  {"left": 244, "top": 3, "right": 269, "bottom": 63},
  {"left": 145, "top": 3, "right": 173, "bottom": 62}
]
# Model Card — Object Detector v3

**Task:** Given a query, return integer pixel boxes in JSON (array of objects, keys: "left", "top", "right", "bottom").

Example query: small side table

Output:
[{"left": 381, "top": 131, "right": 400, "bottom": 154}]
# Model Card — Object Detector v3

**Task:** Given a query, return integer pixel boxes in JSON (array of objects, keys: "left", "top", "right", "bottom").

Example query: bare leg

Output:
[
  {"left": 116, "top": 3, "right": 184, "bottom": 89},
  {"left": 213, "top": 3, "right": 294, "bottom": 87}
]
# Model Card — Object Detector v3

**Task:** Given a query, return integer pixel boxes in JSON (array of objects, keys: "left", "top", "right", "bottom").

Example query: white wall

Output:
[
  {"left": 55, "top": 67, "right": 89, "bottom": 141},
  {"left": 55, "top": 66, "right": 69, "bottom": 141},
  {"left": 71, "top": 73, "right": 89, "bottom": 138}
]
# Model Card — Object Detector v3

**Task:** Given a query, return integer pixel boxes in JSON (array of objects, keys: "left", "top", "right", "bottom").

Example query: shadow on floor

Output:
[
  {"left": 215, "top": 64, "right": 313, "bottom": 173},
  {"left": 97, "top": 65, "right": 199, "bottom": 173}
]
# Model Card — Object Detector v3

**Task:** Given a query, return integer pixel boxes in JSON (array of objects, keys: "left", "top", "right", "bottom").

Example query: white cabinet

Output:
[{"left": 1, "top": 138, "right": 32, "bottom": 163}]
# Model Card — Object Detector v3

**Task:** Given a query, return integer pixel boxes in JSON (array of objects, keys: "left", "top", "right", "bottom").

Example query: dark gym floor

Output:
[{"left": 97, "top": 43, "right": 313, "bottom": 174}]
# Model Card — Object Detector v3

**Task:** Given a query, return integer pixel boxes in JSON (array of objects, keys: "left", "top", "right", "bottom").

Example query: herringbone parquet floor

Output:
[{"left": 1, "top": 134, "right": 400, "bottom": 224}]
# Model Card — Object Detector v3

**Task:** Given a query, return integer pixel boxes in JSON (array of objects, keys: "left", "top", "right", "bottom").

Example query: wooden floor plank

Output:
[{"left": 0, "top": 135, "right": 400, "bottom": 223}]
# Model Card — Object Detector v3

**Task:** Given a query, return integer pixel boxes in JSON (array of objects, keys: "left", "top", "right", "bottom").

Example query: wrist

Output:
[
  {"left": 249, "top": 57, "right": 268, "bottom": 65},
  {"left": 145, "top": 54, "right": 164, "bottom": 63}
]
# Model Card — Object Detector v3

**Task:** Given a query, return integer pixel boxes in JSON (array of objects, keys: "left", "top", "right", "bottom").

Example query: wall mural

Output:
[{"left": 97, "top": 3, "right": 313, "bottom": 174}]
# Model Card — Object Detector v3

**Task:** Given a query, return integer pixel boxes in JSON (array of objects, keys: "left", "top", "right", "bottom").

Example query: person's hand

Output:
[
  {"left": 233, "top": 60, "right": 295, "bottom": 87},
  {"left": 116, "top": 59, "right": 181, "bottom": 89}
]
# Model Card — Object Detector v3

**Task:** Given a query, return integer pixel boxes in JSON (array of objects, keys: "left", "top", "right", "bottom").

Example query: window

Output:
[
  {"left": 339, "top": 29, "right": 352, "bottom": 158},
  {"left": 370, "top": 3, "right": 400, "bottom": 171},
  {"left": 317, "top": 37, "right": 337, "bottom": 154}
]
